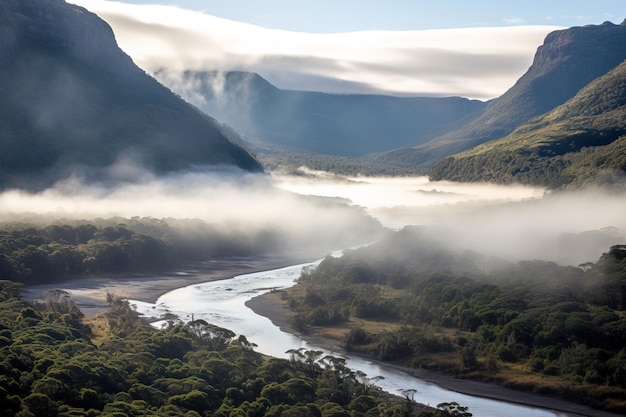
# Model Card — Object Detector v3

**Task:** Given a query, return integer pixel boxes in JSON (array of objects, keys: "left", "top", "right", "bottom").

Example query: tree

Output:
[
  {"left": 44, "top": 289, "right": 73, "bottom": 314},
  {"left": 0, "top": 280, "right": 23, "bottom": 301},
  {"left": 169, "top": 389, "right": 216, "bottom": 413},
  {"left": 187, "top": 319, "right": 235, "bottom": 350},
  {"left": 436, "top": 402, "right": 472, "bottom": 417},
  {"left": 460, "top": 344, "right": 478, "bottom": 371},
  {"left": 22, "top": 393, "right": 57, "bottom": 417}
]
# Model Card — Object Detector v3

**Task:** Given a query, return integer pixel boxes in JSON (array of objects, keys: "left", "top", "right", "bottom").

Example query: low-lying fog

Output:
[
  {"left": 272, "top": 168, "right": 626, "bottom": 265},
  {"left": 1, "top": 166, "right": 624, "bottom": 266}
]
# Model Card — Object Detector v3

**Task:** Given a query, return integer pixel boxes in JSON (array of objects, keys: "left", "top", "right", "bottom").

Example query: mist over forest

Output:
[
  {"left": 2, "top": 1, "right": 626, "bottom": 416},
  {"left": 1, "top": 165, "right": 624, "bottom": 268}
]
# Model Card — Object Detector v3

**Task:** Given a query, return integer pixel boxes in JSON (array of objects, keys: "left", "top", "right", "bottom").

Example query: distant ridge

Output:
[
  {"left": 155, "top": 70, "right": 486, "bottom": 157},
  {"left": 0, "top": 0, "right": 262, "bottom": 190}
]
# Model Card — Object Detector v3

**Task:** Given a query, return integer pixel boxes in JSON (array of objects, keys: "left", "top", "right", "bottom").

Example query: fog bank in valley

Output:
[
  {"left": 0, "top": 168, "right": 383, "bottom": 258},
  {"left": 1, "top": 166, "right": 623, "bottom": 267},
  {"left": 272, "top": 168, "right": 626, "bottom": 266}
]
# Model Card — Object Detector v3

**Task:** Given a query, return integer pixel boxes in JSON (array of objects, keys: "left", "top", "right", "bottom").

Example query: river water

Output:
[{"left": 129, "top": 255, "right": 573, "bottom": 417}]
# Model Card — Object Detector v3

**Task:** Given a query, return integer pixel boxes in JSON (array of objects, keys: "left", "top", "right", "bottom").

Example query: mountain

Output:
[
  {"left": 154, "top": 70, "right": 486, "bottom": 157},
  {"left": 0, "top": 0, "right": 262, "bottom": 191},
  {"left": 378, "top": 20, "right": 626, "bottom": 168},
  {"left": 429, "top": 57, "right": 626, "bottom": 189}
]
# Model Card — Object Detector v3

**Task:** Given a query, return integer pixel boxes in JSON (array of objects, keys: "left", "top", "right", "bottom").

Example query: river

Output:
[{"left": 129, "top": 254, "right": 575, "bottom": 417}]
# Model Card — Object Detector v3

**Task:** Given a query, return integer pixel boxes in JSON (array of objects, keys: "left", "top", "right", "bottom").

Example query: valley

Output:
[{"left": 1, "top": 1, "right": 626, "bottom": 416}]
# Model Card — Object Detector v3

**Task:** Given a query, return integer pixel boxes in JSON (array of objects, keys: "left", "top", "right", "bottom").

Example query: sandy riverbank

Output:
[
  {"left": 21, "top": 251, "right": 323, "bottom": 317},
  {"left": 21, "top": 254, "right": 623, "bottom": 417},
  {"left": 246, "top": 291, "right": 623, "bottom": 417}
]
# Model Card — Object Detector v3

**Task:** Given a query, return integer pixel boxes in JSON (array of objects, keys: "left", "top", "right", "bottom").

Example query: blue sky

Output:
[{"left": 112, "top": 0, "right": 625, "bottom": 32}]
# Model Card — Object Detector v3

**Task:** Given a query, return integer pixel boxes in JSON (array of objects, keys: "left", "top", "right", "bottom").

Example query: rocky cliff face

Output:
[
  {"left": 411, "top": 20, "right": 626, "bottom": 164},
  {"left": 503, "top": 21, "right": 626, "bottom": 120}
]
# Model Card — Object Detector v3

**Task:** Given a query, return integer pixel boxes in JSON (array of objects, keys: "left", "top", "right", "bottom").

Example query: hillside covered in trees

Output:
[
  {"left": 429, "top": 57, "right": 626, "bottom": 189},
  {"left": 281, "top": 227, "right": 626, "bottom": 413}
]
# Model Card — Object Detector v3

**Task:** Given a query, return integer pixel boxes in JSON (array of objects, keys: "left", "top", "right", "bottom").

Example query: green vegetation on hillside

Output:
[
  {"left": 399, "top": 21, "right": 626, "bottom": 168},
  {"left": 282, "top": 227, "right": 626, "bottom": 413},
  {"left": 429, "top": 59, "right": 626, "bottom": 189},
  {"left": 429, "top": 133, "right": 626, "bottom": 189}
]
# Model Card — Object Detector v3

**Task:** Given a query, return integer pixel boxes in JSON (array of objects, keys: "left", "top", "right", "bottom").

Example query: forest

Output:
[
  {"left": 282, "top": 226, "right": 626, "bottom": 413},
  {"left": 0, "top": 217, "right": 304, "bottom": 285},
  {"left": 3, "top": 220, "right": 626, "bottom": 414},
  {"left": 0, "top": 280, "right": 470, "bottom": 417},
  {"left": 0, "top": 203, "right": 382, "bottom": 287}
]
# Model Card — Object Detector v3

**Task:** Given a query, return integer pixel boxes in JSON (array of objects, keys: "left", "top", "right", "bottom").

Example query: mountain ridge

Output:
[
  {"left": 429, "top": 57, "right": 626, "bottom": 189},
  {"left": 378, "top": 20, "right": 626, "bottom": 168},
  {"left": 0, "top": 0, "right": 262, "bottom": 190},
  {"left": 154, "top": 70, "right": 486, "bottom": 157}
]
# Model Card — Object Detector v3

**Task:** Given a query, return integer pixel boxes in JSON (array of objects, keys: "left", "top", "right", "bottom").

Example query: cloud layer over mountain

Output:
[{"left": 69, "top": 0, "right": 559, "bottom": 99}]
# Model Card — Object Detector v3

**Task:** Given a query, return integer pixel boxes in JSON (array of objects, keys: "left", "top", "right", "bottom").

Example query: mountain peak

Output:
[
  {"left": 155, "top": 70, "right": 486, "bottom": 157},
  {"left": 0, "top": 0, "right": 262, "bottom": 190},
  {"left": 429, "top": 59, "right": 626, "bottom": 189},
  {"left": 405, "top": 20, "right": 626, "bottom": 166}
]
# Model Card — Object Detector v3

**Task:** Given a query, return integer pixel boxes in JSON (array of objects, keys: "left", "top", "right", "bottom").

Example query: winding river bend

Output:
[{"left": 129, "top": 255, "right": 574, "bottom": 417}]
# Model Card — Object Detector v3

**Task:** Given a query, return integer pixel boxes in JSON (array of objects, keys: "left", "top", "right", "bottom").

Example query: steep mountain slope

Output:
[
  {"left": 379, "top": 20, "right": 626, "bottom": 168},
  {"left": 429, "top": 58, "right": 626, "bottom": 189},
  {"left": 0, "top": 0, "right": 262, "bottom": 190},
  {"left": 155, "top": 70, "right": 486, "bottom": 157}
]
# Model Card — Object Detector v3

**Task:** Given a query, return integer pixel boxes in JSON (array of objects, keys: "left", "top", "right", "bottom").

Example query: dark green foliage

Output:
[
  {"left": 2, "top": 214, "right": 377, "bottom": 285},
  {"left": 584, "top": 245, "right": 626, "bottom": 310},
  {"left": 0, "top": 280, "right": 432, "bottom": 417},
  {"left": 0, "top": 221, "right": 172, "bottom": 284},
  {"left": 286, "top": 227, "right": 626, "bottom": 411}
]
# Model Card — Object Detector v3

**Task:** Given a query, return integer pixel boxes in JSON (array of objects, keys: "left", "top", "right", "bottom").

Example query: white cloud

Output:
[
  {"left": 270, "top": 170, "right": 626, "bottom": 265},
  {"left": 0, "top": 169, "right": 384, "bottom": 255},
  {"left": 1, "top": 166, "right": 622, "bottom": 266},
  {"left": 502, "top": 17, "right": 526, "bottom": 24},
  {"left": 69, "top": 0, "right": 561, "bottom": 99}
]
